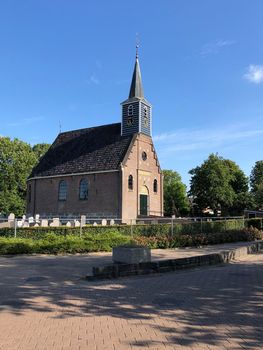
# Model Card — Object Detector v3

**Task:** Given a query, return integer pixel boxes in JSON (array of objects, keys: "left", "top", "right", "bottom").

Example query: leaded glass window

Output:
[
  {"left": 58, "top": 180, "right": 67, "bottom": 201},
  {"left": 153, "top": 179, "right": 158, "bottom": 193},
  {"left": 128, "top": 175, "right": 133, "bottom": 190},
  {"left": 79, "top": 179, "right": 88, "bottom": 200}
]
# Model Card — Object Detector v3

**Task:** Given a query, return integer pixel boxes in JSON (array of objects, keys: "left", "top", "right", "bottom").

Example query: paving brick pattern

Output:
[{"left": 0, "top": 251, "right": 263, "bottom": 349}]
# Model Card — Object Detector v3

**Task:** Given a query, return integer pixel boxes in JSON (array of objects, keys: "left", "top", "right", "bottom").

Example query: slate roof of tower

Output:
[
  {"left": 129, "top": 57, "right": 144, "bottom": 99},
  {"left": 30, "top": 123, "right": 133, "bottom": 178}
]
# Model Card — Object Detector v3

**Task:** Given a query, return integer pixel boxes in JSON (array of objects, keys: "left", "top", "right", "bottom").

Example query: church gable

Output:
[
  {"left": 121, "top": 133, "right": 163, "bottom": 221},
  {"left": 122, "top": 134, "right": 161, "bottom": 174}
]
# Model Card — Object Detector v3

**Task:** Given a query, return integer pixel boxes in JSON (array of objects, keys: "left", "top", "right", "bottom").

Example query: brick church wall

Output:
[{"left": 27, "top": 171, "right": 121, "bottom": 217}]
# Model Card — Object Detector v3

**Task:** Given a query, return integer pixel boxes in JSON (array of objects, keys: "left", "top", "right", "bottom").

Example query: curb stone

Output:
[{"left": 86, "top": 241, "right": 263, "bottom": 281}]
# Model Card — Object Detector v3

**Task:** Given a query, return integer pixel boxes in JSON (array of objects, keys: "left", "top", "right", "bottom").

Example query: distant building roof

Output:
[{"left": 30, "top": 123, "right": 133, "bottom": 178}]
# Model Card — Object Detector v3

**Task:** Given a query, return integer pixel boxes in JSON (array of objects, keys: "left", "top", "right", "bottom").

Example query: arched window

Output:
[
  {"left": 128, "top": 105, "right": 134, "bottom": 116},
  {"left": 28, "top": 184, "right": 31, "bottom": 203},
  {"left": 128, "top": 175, "right": 133, "bottom": 190},
  {"left": 79, "top": 179, "right": 88, "bottom": 200},
  {"left": 58, "top": 180, "right": 67, "bottom": 201},
  {"left": 153, "top": 179, "right": 158, "bottom": 193}
]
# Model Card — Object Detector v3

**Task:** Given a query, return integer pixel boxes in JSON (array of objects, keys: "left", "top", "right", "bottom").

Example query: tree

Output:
[
  {"left": 32, "top": 143, "right": 50, "bottom": 160},
  {"left": 189, "top": 154, "right": 251, "bottom": 216},
  {"left": 0, "top": 137, "right": 50, "bottom": 216},
  {"left": 254, "top": 183, "right": 263, "bottom": 209},
  {"left": 250, "top": 161, "right": 263, "bottom": 209},
  {"left": 224, "top": 159, "right": 254, "bottom": 215},
  {"left": 163, "top": 170, "right": 189, "bottom": 216}
]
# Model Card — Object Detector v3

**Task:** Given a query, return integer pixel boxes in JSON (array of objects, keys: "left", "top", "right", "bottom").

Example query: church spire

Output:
[
  {"left": 121, "top": 47, "right": 152, "bottom": 137},
  {"left": 128, "top": 46, "right": 144, "bottom": 99}
]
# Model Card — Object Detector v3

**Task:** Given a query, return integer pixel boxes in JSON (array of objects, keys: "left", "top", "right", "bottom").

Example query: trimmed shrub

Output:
[
  {"left": 0, "top": 238, "right": 34, "bottom": 254},
  {"left": 133, "top": 227, "right": 263, "bottom": 249},
  {"left": 0, "top": 231, "right": 132, "bottom": 255},
  {"left": 247, "top": 218, "right": 263, "bottom": 230}
]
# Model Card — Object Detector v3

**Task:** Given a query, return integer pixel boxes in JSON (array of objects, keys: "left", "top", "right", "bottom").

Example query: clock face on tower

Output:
[{"left": 127, "top": 116, "right": 134, "bottom": 126}]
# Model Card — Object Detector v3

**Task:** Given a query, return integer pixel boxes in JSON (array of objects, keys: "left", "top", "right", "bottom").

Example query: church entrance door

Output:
[{"left": 140, "top": 194, "right": 148, "bottom": 216}]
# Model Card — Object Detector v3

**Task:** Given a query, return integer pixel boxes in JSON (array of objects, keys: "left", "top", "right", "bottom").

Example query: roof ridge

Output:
[{"left": 59, "top": 122, "right": 121, "bottom": 135}]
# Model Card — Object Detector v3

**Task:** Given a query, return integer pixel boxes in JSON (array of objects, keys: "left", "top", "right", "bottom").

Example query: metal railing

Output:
[{"left": 0, "top": 215, "right": 262, "bottom": 239}]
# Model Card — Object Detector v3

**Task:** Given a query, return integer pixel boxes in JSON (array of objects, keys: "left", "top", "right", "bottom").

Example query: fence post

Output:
[
  {"left": 225, "top": 218, "right": 227, "bottom": 232},
  {"left": 171, "top": 217, "right": 174, "bottom": 237},
  {"left": 80, "top": 217, "right": 82, "bottom": 237},
  {"left": 200, "top": 218, "right": 203, "bottom": 233},
  {"left": 14, "top": 219, "right": 17, "bottom": 238},
  {"left": 130, "top": 219, "right": 133, "bottom": 236}
]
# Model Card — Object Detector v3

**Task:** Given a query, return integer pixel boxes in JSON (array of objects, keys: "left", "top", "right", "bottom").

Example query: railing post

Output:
[
  {"left": 200, "top": 218, "right": 203, "bottom": 233},
  {"left": 171, "top": 217, "right": 174, "bottom": 237},
  {"left": 130, "top": 219, "right": 133, "bottom": 236},
  {"left": 80, "top": 216, "right": 82, "bottom": 237},
  {"left": 14, "top": 219, "right": 17, "bottom": 238}
]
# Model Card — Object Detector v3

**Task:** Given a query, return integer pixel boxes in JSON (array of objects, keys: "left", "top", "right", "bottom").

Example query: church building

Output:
[{"left": 27, "top": 50, "right": 163, "bottom": 223}]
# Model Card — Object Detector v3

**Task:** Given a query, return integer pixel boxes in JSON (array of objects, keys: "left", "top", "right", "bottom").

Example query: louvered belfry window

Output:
[{"left": 128, "top": 105, "right": 134, "bottom": 116}]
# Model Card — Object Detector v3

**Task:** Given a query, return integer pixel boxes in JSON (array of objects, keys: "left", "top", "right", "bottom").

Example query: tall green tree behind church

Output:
[
  {"left": 0, "top": 137, "right": 49, "bottom": 216},
  {"left": 189, "top": 154, "right": 252, "bottom": 215},
  {"left": 250, "top": 160, "right": 263, "bottom": 209},
  {"left": 163, "top": 170, "right": 189, "bottom": 216}
]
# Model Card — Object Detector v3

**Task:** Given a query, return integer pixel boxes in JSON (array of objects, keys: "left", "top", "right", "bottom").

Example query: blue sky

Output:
[{"left": 0, "top": 0, "right": 263, "bottom": 186}]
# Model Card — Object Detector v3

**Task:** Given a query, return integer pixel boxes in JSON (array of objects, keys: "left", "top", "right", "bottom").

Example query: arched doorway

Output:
[{"left": 139, "top": 185, "right": 149, "bottom": 216}]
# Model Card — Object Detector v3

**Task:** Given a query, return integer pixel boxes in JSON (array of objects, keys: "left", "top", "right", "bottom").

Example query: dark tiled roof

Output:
[{"left": 30, "top": 123, "right": 133, "bottom": 178}]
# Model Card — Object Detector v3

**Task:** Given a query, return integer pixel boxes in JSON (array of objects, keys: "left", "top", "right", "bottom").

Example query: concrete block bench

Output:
[{"left": 112, "top": 245, "right": 151, "bottom": 264}]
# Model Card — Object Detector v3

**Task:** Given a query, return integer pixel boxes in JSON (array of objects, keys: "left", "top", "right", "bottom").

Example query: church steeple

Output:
[
  {"left": 128, "top": 47, "right": 144, "bottom": 99},
  {"left": 121, "top": 47, "right": 152, "bottom": 137}
]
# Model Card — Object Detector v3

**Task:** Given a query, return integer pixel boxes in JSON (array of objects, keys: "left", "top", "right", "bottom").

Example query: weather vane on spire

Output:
[{"left": 136, "top": 33, "right": 140, "bottom": 59}]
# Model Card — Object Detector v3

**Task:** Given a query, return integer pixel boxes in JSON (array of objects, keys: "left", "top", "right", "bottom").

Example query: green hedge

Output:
[
  {"left": 0, "top": 227, "right": 261, "bottom": 255},
  {"left": 133, "top": 227, "right": 263, "bottom": 249},
  {"left": 0, "top": 218, "right": 247, "bottom": 239},
  {"left": 0, "top": 232, "right": 132, "bottom": 255},
  {"left": 0, "top": 226, "right": 131, "bottom": 239}
]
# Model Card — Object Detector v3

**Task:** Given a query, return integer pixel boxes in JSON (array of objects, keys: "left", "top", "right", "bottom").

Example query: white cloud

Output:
[
  {"left": 95, "top": 60, "right": 102, "bottom": 69},
  {"left": 200, "top": 40, "right": 236, "bottom": 56},
  {"left": 88, "top": 74, "right": 100, "bottom": 85},
  {"left": 244, "top": 65, "right": 263, "bottom": 84},
  {"left": 7, "top": 116, "right": 44, "bottom": 127},
  {"left": 153, "top": 124, "right": 263, "bottom": 156}
]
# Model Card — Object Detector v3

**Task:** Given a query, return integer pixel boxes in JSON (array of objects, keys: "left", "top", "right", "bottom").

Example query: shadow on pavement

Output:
[{"left": 0, "top": 252, "right": 263, "bottom": 348}]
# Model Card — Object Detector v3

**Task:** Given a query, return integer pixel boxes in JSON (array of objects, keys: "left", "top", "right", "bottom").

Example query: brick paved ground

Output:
[{"left": 0, "top": 249, "right": 262, "bottom": 349}]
